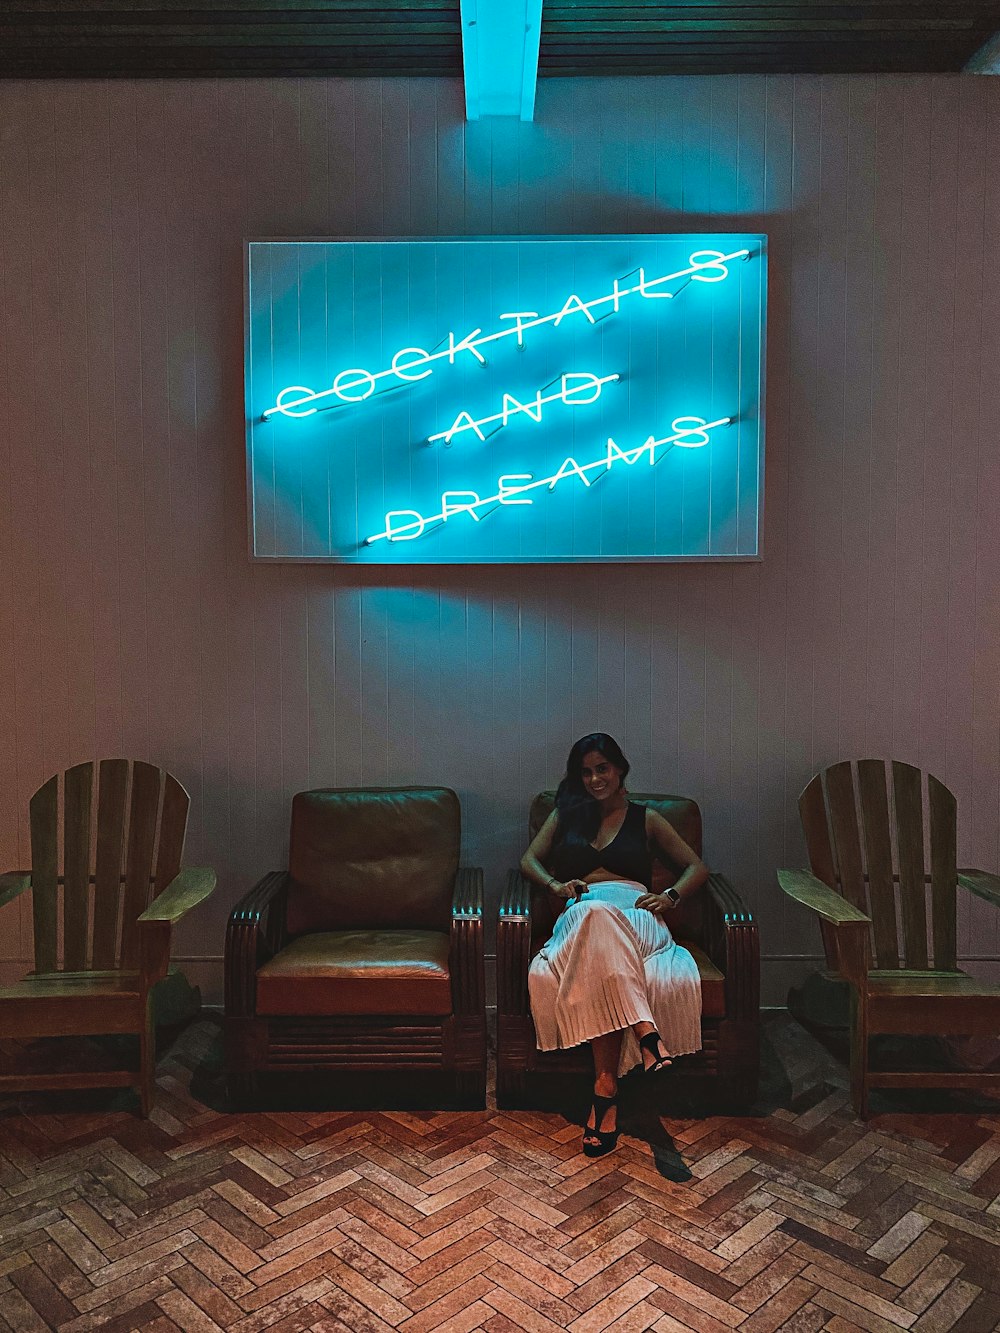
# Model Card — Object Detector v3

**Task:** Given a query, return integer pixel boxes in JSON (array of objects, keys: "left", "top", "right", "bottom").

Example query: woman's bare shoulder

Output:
[{"left": 643, "top": 805, "right": 675, "bottom": 832}]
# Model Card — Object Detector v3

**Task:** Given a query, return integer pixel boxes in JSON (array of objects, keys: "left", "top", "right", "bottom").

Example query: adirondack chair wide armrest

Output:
[
  {"left": 139, "top": 867, "right": 217, "bottom": 923},
  {"left": 778, "top": 869, "right": 871, "bottom": 926},
  {"left": 779, "top": 869, "right": 872, "bottom": 986},
  {"left": 135, "top": 868, "right": 216, "bottom": 987},
  {"left": 0, "top": 872, "right": 31, "bottom": 910},
  {"left": 957, "top": 869, "right": 1000, "bottom": 909}
]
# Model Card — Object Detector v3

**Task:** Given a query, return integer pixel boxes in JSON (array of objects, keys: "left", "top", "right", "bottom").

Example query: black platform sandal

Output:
[
  {"left": 582, "top": 1093, "right": 620, "bottom": 1158},
  {"left": 639, "top": 1031, "right": 672, "bottom": 1074}
]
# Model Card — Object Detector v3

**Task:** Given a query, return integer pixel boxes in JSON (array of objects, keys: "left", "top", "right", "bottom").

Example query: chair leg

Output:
[
  {"left": 718, "top": 1073, "right": 758, "bottom": 1115},
  {"left": 227, "top": 1073, "right": 259, "bottom": 1109},
  {"left": 849, "top": 989, "right": 869, "bottom": 1120},
  {"left": 496, "top": 1068, "right": 526, "bottom": 1110},
  {"left": 454, "top": 1069, "right": 486, "bottom": 1109},
  {"left": 139, "top": 998, "right": 156, "bottom": 1118}
]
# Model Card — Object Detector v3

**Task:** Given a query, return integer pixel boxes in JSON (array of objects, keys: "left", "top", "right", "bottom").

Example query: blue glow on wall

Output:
[{"left": 245, "top": 235, "right": 766, "bottom": 563}]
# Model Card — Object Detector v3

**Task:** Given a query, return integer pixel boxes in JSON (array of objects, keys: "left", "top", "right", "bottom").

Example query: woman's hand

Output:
[
  {"left": 635, "top": 892, "right": 674, "bottom": 918},
  {"left": 551, "top": 879, "right": 589, "bottom": 901}
]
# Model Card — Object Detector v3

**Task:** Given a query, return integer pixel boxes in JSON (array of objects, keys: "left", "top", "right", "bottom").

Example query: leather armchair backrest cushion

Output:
[
  {"left": 287, "top": 787, "right": 460, "bottom": 935},
  {"left": 528, "top": 790, "right": 706, "bottom": 943}
]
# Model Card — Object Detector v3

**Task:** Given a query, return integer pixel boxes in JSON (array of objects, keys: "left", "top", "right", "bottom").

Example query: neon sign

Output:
[
  {"left": 428, "top": 372, "right": 620, "bottom": 445},
  {"left": 368, "top": 416, "right": 731, "bottom": 544},
  {"left": 245, "top": 235, "right": 766, "bottom": 563},
  {"left": 262, "top": 249, "right": 748, "bottom": 422}
]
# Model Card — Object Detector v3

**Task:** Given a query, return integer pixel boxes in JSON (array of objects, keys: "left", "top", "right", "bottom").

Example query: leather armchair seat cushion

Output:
[
  {"left": 287, "top": 788, "right": 460, "bottom": 935},
  {"left": 256, "top": 930, "right": 452, "bottom": 1016}
]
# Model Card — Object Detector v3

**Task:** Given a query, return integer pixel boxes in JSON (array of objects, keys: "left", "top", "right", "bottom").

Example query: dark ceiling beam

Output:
[{"left": 2, "top": 0, "right": 1000, "bottom": 80}]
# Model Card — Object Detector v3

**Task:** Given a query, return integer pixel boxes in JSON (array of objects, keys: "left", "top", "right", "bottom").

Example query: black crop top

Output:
[{"left": 550, "top": 800, "right": 652, "bottom": 888}]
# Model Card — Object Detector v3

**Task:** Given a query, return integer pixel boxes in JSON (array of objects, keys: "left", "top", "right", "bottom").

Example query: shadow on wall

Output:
[{"left": 443, "top": 77, "right": 810, "bottom": 227}]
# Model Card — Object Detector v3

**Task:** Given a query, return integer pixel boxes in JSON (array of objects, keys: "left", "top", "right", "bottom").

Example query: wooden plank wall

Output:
[{"left": 0, "top": 75, "right": 998, "bottom": 1005}]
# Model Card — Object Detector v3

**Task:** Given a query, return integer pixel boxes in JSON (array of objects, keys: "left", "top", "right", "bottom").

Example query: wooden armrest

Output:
[
  {"left": 139, "top": 867, "right": 216, "bottom": 924},
  {"left": 452, "top": 865, "right": 484, "bottom": 919},
  {"left": 229, "top": 870, "right": 290, "bottom": 926},
  {"left": 778, "top": 868, "right": 871, "bottom": 926},
  {"left": 499, "top": 869, "right": 532, "bottom": 922},
  {"left": 497, "top": 870, "right": 533, "bottom": 1018},
  {"left": 958, "top": 869, "right": 1000, "bottom": 909},
  {"left": 779, "top": 869, "right": 871, "bottom": 985},
  {"left": 705, "top": 871, "right": 753, "bottom": 924},
  {"left": 703, "top": 872, "right": 760, "bottom": 1021},
  {"left": 450, "top": 867, "right": 484, "bottom": 1015},
  {"left": 136, "top": 867, "right": 216, "bottom": 985},
  {"left": 224, "top": 871, "right": 290, "bottom": 1017},
  {"left": 0, "top": 872, "right": 31, "bottom": 910}
]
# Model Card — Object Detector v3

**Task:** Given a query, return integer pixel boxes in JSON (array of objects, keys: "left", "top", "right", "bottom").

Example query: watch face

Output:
[{"left": 666, "top": 888, "right": 681, "bottom": 902}]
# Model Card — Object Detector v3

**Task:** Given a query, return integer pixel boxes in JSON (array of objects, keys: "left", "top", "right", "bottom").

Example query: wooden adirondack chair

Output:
[
  {"left": 779, "top": 759, "right": 1000, "bottom": 1117},
  {"left": 0, "top": 759, "right": 216, "bottom": 1115}
]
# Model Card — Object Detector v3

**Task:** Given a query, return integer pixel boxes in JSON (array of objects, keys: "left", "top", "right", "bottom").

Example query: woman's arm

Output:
[
  {"left": 520, "top": 811, "right": 589, "bottom": 902},
  {"left": 634, "top": 809, "right": 709, "bottom": 917}
]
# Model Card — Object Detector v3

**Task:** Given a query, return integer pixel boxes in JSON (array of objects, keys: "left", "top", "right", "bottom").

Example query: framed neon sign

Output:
[{"left": 245, "top": 235, "right": 766, "bottom": 563}]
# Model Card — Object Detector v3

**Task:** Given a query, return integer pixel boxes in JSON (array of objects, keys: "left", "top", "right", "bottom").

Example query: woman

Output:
[{"left": 522, "top": 734, "right": 708, "bottom": 1157}]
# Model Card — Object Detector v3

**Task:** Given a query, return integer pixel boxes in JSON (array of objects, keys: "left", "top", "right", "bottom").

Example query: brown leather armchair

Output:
[
  {"left": 496, "top": 792, "right": 759, "bottom": 1109},
  {"left": 225, "top": 787, "right": 486, "bottom": 1106}
]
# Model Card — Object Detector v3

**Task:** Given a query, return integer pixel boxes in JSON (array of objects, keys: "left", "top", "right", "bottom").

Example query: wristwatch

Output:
[{"left": 663, "top": 887, "right": 681, "bottom": 905}]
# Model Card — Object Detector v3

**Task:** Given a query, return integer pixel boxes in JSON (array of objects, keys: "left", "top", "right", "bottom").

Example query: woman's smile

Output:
[{"left": 581, "top": 750, "right": 623, "bottom": 801}]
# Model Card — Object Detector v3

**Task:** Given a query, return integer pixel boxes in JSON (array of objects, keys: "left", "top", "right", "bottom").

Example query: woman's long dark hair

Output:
[{"left": 553, "top": 733, "right": 631, "bottom": 852}]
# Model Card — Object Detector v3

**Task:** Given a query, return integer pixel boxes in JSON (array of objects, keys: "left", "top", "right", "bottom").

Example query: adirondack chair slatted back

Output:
[
  {"left": 27, "top": 760, "right": 190, "bottom": 974},
  {"left": 800, "top": 759, "right": 957, "bottom": 971}
]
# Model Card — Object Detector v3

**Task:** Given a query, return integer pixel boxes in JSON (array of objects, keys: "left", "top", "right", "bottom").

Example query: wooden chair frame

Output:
[
  {"left": 780, "top": 759, "right": 1000, "bottom": 1117},
  {"left": 0, "top": 759, "right": 215, "bottom": 1116}
]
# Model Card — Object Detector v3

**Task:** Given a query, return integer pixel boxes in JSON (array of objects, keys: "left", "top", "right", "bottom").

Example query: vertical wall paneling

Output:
[
  {"left": 969, "top": 87, "right": 1000, "bottom": 965},
  {"left": 838, "top": 79, "right": 877, "bottom": 763},
  {"left": 893, "top": 80, "right": 931, "bottom": 766},
  {"left": 0, "top": 90, "right": 26, "bottom": 963},
  {"left": 753, "top": 78, "right": 793, "bottom": 961},
  {"left": 0, "top": 75, "right": 999, "bottom": 1003},
  {"left": 918, "top": 81, "right": 956, "bottom": 794},
  {"left": 867, "top": 80, "right": 905, "bottom": 767},
  {"left": 779, "top": 77, "right": 823, "bottom": 962}
]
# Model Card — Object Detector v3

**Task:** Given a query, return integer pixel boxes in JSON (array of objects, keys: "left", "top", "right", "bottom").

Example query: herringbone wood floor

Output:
[{"left": 1, "top": 1016, "right": 999, "bottom": 1333}]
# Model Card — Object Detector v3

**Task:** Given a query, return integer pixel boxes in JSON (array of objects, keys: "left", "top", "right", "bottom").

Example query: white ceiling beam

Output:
[
  {"left": 460, "top": 0, "right": 543, "bottom": 122},
  {"left": 965, "top": 29, "right": 1000, "bottom": 72}
]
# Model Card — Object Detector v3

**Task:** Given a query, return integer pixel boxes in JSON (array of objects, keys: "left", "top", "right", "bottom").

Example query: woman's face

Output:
[{"left": 580, "top": 749, "right": 623, "bottom": 801}]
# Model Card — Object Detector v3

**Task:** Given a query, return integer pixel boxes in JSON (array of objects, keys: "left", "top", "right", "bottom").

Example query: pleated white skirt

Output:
[{"left": 528, "top": 880, "right": 703, "bottom": 1076}]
